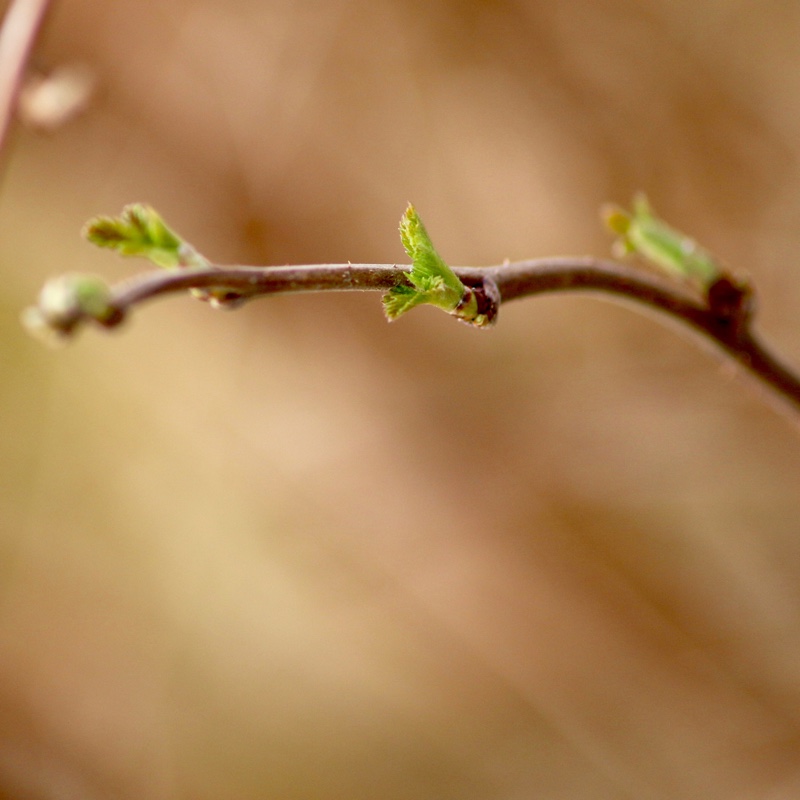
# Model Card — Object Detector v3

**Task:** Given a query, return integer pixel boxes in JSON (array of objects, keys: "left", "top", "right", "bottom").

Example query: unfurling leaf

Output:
[
  {"left": 82, "top": 204, "right": 245, "bottom": 308},
  {"left": 83, "top": 204, "right": 208, "bottom": 269},
  {"left": 602, "top": 194, "right": 722, "bottom": 287},
  {"left": 383, "top": 204, "right": 496, "bottom": 327}
]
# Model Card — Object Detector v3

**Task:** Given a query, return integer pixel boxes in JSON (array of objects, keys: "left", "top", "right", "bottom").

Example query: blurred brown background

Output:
[{"left": 2, "top": 1, "right": 800, "bottom": 798}]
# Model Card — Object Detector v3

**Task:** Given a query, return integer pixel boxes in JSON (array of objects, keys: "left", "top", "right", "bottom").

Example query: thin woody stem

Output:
[
  {"left": 99, "top": 258, "right": 800, "bottom": 417},
  {"left": 491, "top": 259, "right": 800, "bottom": 419}
]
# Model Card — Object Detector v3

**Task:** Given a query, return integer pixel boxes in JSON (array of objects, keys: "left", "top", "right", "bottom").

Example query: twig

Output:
[
  {"left": 60, "top": 257, "right": 800, "bottom": 417},
  {"left": 0, "top": 0, "right": 53, "bottom": 155}
]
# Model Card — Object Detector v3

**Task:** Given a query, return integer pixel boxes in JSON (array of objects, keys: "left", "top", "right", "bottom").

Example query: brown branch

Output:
[
  {"left": 490, "top": 259, "right": 800, "bottom": 420},
  {"left": 0, "top": 0, "right": 53, "bottom": 155},
  {"left": 56, "top": 257, "right": 799, "bottom": 419}
]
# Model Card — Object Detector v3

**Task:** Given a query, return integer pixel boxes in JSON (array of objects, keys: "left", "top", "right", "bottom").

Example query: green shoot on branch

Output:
[
  {"left": 83, "top": 203, "right": 208, "bottom": 269},
  {"left": 84, "top": 203, "right": 248, "bottom": 308},
  {"left": 602, "top": 194, "right": 722, "bottom": 288},
  {"left": 383, "top": 204, "right": 496, "bottom": 327}
]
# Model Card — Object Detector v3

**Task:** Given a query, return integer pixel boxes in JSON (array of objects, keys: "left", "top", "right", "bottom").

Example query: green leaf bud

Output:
[
  {"left": 384, "top": 204, "right": 496, "bottom": 327},
  {"left": 83, "top": 204, "right": 208, "bottom": 269},
  {"left": 603, "top": 194, "right": 722, "bottom": 287},
  {"left": 21, "top": 273, "right": 121, "bottom": 344}
]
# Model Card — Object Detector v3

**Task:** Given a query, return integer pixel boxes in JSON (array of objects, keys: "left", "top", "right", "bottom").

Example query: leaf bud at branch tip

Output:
[{"left": 21, "top": 273, "right": 121, "bottom": 345}]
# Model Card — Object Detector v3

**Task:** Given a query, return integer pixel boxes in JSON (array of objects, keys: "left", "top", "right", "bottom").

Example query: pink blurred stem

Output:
[{"left": 0, "top": 0, "right": 53, "bottom": 154}]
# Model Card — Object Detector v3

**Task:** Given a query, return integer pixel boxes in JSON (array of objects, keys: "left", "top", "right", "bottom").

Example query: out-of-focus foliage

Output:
[
  {"left": 21, "top": 272, "right": 116, "bottom": 343},
  {"left": 83, "top": 204, "right": 194, "bottom": 268},
  {"left": 604, "top": 193, "right": 722, "bottom": 286},
  {"left": 2, "top": 1, "right": 800, "bottom": 799}
]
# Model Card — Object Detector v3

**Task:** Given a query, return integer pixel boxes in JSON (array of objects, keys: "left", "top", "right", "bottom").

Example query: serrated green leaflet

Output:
[
  {"left": 82, "top": 204, "right": 253, "bottom": 308},
  {"left": 381, "top": 282, "right": 426, "bottom": 318},
  {"left": 83, "top": 204, "right": 208, "bottom": 269},
  {"left": 398, "top": 203, "right": 464, "bottom": 297},
  {"left": 383, "top": 204, "right": 468, "bottom": 321}
]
